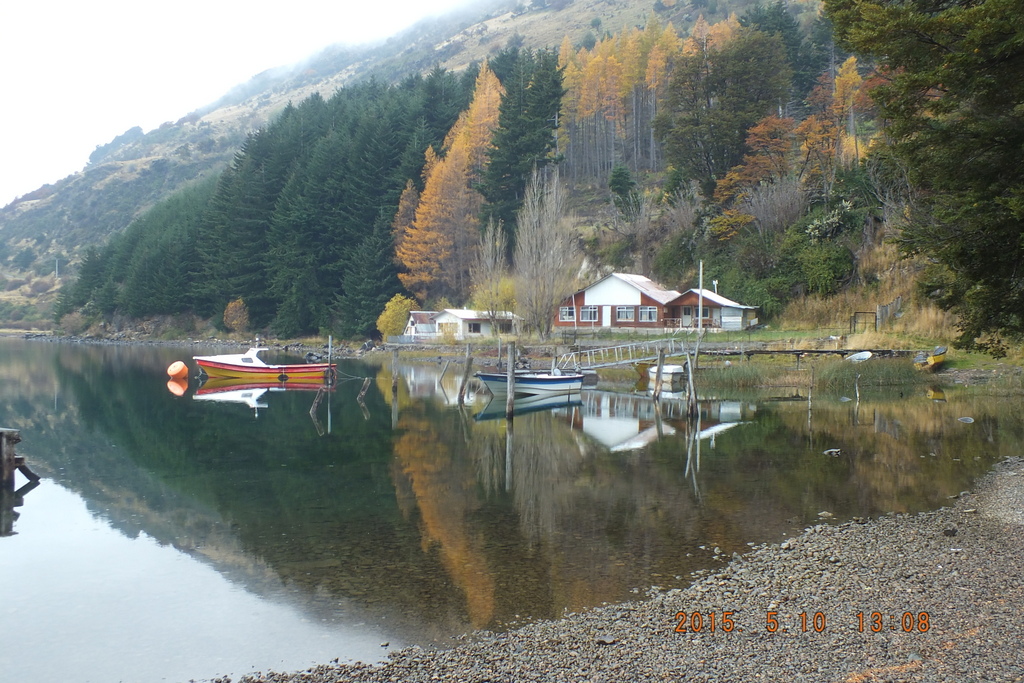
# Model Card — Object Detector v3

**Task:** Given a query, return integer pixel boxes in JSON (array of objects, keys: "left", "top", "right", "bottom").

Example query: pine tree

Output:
[
  {"left": 481, "top": 49, "right": 565, "bottom": 252},
  {"left": 740, "top": 1, "right": 819, "bottom": 99},
  {"left": 340, "top": 217, "right": 403, "bottom": 337},
  {"left": 656, "top": 27, "right": 792, "bottom": 197},
  {"left": 828, "top": 0, "right": 1024, "bottom": 352}
]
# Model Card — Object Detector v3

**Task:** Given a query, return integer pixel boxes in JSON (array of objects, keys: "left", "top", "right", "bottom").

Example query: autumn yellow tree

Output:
[
  {"left": 559, "top": 19, "right": 683, "bottom": 180},
  {"left": 376, "top": 294, "right": 417, "bottom": 338},
  {"left": 833, "top": 56, "right": 864, "bottom": 166},
  {"left": 795, "top": 114, "right": 839, "bottom": 200},
  {"left": 711, "top": 115, "right": 806, "bottom": 249},
  {"left": 797, "top": 58, "right": 865, "bottom": 198},
  {"left": 396, "top": 65, "right": 504, "bottom": 303},
  {"left": 391, "top": 180, "right": 419, "bottom": 255}
]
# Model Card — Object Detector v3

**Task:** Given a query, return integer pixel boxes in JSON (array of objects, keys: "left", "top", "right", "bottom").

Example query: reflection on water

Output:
[
  {"left": 0, "top": 338, "right": 1021, "bottom": 682},
  {"left": 0, "top": 483, "right": 390, "bottom": 683}
]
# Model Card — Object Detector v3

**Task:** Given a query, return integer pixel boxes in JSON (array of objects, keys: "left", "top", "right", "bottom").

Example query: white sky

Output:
[{"left": 0, "top": 0, "right": 476, "bottom": 207}]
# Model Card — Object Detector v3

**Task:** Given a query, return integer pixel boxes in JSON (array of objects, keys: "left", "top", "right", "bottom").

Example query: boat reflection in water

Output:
[
  {"left": 473, "top": 392, "right": 584, "bottom": 421},
  {"left": 193, "top": 376, "right": 336, "bottom": 432}
]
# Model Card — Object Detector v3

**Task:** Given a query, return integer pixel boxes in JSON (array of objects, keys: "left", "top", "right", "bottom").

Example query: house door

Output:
[{"left": 603, "top": 306, "right": 612, "bottom": 327}]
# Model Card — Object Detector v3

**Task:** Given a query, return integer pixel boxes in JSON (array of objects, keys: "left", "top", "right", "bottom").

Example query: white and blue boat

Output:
[{"left": 474, "top": 369, "right": 585, "bottom": 396}]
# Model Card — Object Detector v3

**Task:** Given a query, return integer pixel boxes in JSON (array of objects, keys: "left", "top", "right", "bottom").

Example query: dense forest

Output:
[{"left": 54, "top": 0, "right": 1024, "bottom": 352}]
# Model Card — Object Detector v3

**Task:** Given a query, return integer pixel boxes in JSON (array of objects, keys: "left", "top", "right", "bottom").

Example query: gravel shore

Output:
[{"left": 234, "top": 456, "right": 1024, "bottom": 683}]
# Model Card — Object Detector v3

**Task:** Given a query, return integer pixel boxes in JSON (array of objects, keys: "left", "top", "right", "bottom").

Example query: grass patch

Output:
[
  {"left": 687, "top": 355, "right": 927, "bottom": 391},
  {"left": 814, "top": 357, "right": 924, "bottom": 390},
  {"left": 695, "top": 363, "right": 787, "bottom": 388}
]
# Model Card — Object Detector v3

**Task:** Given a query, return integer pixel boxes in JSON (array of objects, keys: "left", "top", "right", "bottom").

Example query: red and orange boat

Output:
[{"left": 192, "top": 347, "right": 336, "bottom": 381}]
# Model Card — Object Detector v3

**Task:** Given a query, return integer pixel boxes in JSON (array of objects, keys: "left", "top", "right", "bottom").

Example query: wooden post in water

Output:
[
  {"left": 2, "top": 428, "right": 39, "bottom": 537},
  {"left": 458, "top": 344, "right": 474, "bottom": 405},
  {"left": 684, "top": 349, "right": 699, "bottom": 418},
  {"left": 1, "top": 428, "right": 29, "bottom": 489},
  {"left": 357, "top": 377, "right": 371, "bottom": 400},
  {"left": 391, "top": 349, "right": 399, "bottom": 395},
  {"left": 807, "top": 366, "right": 814, "bottom": 446},
  {"left": 506, "top": 341, "right": 516, "bottom": 419},
  {"left": 652, "top": 348, "right": 666, "bottom": 401}
]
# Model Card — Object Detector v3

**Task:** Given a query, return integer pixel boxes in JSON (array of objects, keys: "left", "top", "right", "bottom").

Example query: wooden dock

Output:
[
  {"left": 558, "top": 340, "right": 916, "bottom": 370},
  {"left": 709, "top": 348, "right": 916, "bottom": 360}
]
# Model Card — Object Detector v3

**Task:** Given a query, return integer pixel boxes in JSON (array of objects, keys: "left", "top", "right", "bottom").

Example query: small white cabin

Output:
[
  {"left": 433, "top": 309, "right": 516, "bottom": 340},
  {"left": 402, "top": 311, "right": 439, "bottom": 341}
]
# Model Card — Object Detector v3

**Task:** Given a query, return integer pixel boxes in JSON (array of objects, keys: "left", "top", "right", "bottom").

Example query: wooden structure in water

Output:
[
  {"left": 1, "top": 428, "right": 40, "bottom": 536},
  {"left": 558, "top": 339, "right": 915, "bottom": 371}
]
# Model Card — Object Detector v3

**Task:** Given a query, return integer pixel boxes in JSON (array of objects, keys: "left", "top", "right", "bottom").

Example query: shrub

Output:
[
  {"left": 376, "top": 294, "right": 417, "bottom": 338},
  {"left": 30, "top": 278, "right": 53, "bottom": 295},
  {"left": 223, "top": 298, "right": 250, "bottom": 333},
  {"left": 59, "top": 312, "right": 90, "bottom": 335}
]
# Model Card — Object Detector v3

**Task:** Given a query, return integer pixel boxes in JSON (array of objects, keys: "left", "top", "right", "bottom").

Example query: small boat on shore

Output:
[
  {"left": 474, "top": 369, "right": 585, "bottom": 396},
  {"left": 914, "top": 346, "right": 947, "bottom": 372},
  {"left": 845, "top": 351, "right": 873, "bottom": 363},
  {"left": 648, "top": 363, "right": 688, "bottom": 387},
  {"left": 193, "top": 347, "right": 336, "bottom": 381}
]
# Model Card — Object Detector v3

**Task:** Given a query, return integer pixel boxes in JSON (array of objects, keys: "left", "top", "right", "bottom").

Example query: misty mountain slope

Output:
[
  {"left": 0, "top": 0, "right": 737, "bottom": 281},
  {"left": 0, "top": 1, "right": 504, "bottom": 262}
]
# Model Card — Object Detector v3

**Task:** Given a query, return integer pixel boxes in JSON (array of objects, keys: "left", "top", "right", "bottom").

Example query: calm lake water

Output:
[{"left": 0, "top": 338, "right": 1020, "bottom": 682}]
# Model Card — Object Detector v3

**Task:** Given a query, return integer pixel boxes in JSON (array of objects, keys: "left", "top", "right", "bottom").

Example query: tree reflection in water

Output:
[{"left": 3, "top": 339, "right": 1020, "bottom": 649}]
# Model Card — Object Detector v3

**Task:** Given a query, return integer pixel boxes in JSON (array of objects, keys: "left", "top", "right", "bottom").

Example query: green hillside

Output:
[{"left": 2, "top": 0, "right": 1019, "bottom": 354}]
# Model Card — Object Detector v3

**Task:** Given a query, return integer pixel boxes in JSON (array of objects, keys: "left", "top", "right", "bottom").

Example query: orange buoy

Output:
[
  {"left": 166, "top": 378, "right": 188, "bottom": 397},
  {"left": 167, "top": 360, "right": 188, "bottom": 379}
]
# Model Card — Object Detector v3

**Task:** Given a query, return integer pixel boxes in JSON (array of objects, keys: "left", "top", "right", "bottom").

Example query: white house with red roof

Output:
[{"left": 554, "top": 273, "right": 758, "bottom": 331}]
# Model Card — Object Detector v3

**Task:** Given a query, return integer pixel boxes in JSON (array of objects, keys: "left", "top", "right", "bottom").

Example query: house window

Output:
[
  {"left": 639, "top": 306, "right": 658, "bottom": 322},
  {"left": 559, "top": 306, "right": 575, "bottom": 322},
  {"left": 468, "top": 322, "right": 481, "bottom": 334},
  {"left": 616, "top": 306, "right": 635, "bottom": 321},
  {"left": 682, "top": 306, "right": 692, "bottom": 317},
  {"left": 580, "top": 306, "right": 599, "bottom": 322}
]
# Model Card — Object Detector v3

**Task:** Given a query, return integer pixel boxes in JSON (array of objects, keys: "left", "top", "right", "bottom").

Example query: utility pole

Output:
[{"left": 698, "top": 261, "right": 703, "bottom": 336}]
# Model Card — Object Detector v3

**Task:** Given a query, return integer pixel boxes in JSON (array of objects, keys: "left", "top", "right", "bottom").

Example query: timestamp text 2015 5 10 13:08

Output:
[{"left": 673, "top": 611, "right": 931, "bottom": 634}]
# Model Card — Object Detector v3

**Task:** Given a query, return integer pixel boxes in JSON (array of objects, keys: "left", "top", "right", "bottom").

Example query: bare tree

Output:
[
  {"left": 610, "top": 190, "right": 659, "bottom": 274},
  {"left": 471, "top": 217, "right": 514, "bottom": 331},
  {"left": 737, "top": 177, "right": 807, "bottom": 243},
  {"left": 865, "top": 152, "right": 917, "bottom": 240},
  {"left": 661, "top": 183, "right": 705, "bottom": 253},
  {"left": 514, "top": 168, "right": 581, "bottom": 340}
]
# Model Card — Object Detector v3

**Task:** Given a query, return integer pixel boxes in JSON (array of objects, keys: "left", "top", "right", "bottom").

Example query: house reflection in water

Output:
[{"left": 578, "top": 391, "right": 755, "bottom": 452}]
